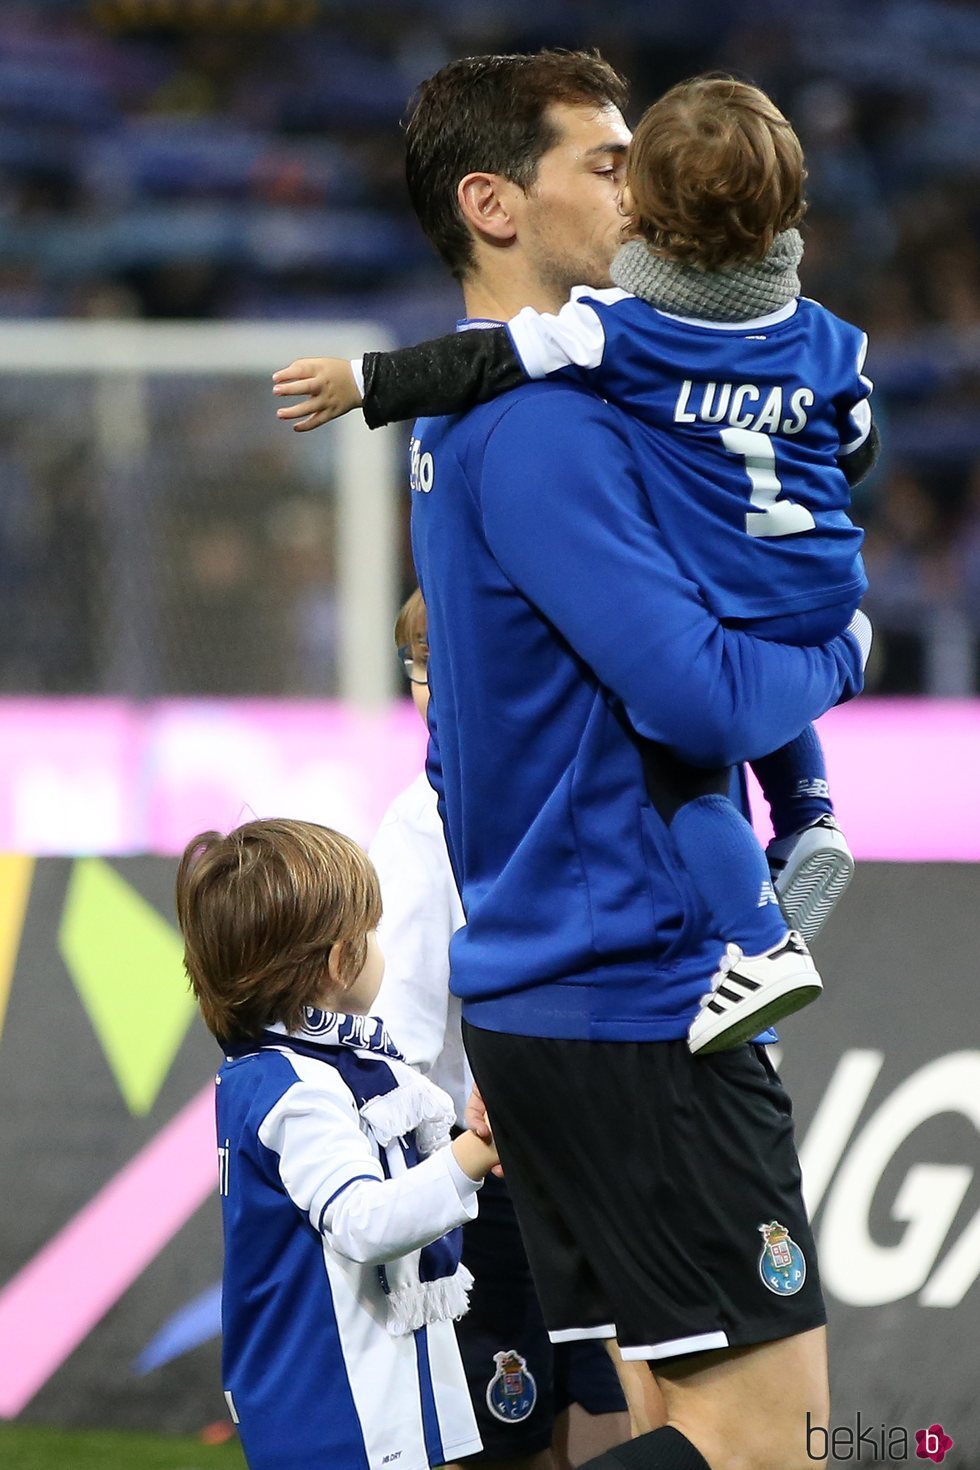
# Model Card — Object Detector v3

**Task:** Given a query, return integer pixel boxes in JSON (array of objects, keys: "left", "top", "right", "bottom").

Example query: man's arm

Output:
[{"left": 479, "top": 386, "right": 865, "bottom": 769}]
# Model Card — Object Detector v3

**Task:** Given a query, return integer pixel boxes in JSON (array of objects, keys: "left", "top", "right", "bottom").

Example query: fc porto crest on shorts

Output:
[
  {"left": 486, "top": 1349, "right": 537, "bottom": 1423},
  {"left": 758, "top": 1220, "right": 806, "bottom": 1296}
]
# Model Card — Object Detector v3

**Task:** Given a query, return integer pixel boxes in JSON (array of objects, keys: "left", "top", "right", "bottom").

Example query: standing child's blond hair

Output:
[{"left": 177, "top": 818, "right": 381, "bottom": 1041}]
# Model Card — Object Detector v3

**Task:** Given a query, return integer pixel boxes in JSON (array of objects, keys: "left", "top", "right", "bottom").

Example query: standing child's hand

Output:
[
  {"left": 451, "top": 1128, "right": 502, "bottom": 1182},
  {"left": 272, "top": 357, "right": 363, "bottom": 431}
]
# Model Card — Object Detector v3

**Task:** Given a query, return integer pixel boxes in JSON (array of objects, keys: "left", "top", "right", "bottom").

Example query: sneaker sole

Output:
[
  {"left": 689, "top": 974, "right": 823, "bottom": 1056},
  {"left": 777, "top": 850, "right": 854, "bottom": 942}
]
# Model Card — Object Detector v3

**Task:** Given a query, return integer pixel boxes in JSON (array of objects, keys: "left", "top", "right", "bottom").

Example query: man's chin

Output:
[{"left": 562, "top": 262, "right": 615, "bottom": 293}]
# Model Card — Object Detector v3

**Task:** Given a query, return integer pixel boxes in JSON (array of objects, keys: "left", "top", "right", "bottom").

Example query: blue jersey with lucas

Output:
[{"left": 507, "top": 290, "right": 869, "bottom": 631}]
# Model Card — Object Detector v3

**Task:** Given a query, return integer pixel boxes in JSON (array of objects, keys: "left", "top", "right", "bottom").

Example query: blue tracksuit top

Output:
[{"left": 410, "top": 378, "right": 865, "bottom": 1042}]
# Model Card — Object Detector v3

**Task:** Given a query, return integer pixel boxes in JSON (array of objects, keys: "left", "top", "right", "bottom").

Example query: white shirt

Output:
[{"left": 370, "top": 772, "right": 473, "bottom": 1124}]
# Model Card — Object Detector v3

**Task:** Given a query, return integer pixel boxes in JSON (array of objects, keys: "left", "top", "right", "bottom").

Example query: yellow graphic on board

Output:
[
  {"left": 59, "top": 859, "right": 196, "bottom": 1117},
  {"left": 0, "top": 856, "right": 35, "bottom": 1043}
]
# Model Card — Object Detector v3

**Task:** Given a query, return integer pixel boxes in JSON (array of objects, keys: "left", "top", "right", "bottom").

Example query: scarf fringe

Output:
[
  {"left": 385, "top": 1265, "right": 475, "bottom": 1337},
  {"left": 359, "top": 1077, "right": 455, "bottom": 1154}
]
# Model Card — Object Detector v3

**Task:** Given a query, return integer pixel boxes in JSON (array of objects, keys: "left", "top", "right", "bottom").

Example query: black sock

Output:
[{"left": 579, "top": 1424, "right": 712, "bottom": 1470}]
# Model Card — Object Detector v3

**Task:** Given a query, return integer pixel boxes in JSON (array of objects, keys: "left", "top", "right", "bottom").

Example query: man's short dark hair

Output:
[{"left": 404, "top": 50, "right": 629, "bottom": 281}]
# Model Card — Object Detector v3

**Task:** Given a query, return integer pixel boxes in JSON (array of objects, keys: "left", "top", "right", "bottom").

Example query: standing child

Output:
[
  {"left": 176, "top": 818, "right": 495, "bottom": 1470},
  {"left": 272, "top": 74, "right": 877, "bottom": 1056}
]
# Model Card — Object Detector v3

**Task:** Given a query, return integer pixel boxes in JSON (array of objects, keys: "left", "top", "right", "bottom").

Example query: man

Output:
[{"left": 404, "top": 52, "right": 866, "bottom": 1470}]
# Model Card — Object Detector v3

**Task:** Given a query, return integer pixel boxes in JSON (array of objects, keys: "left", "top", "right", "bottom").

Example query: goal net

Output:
[{"left": 0, "top": 320, "right": 401, "bottom": 706}]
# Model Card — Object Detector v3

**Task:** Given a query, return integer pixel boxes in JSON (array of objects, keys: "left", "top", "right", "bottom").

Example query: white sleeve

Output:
[
  {"left": 259, "top": 1074, "right": 479, "bottom": 1266},
  {"left": 838, "top": 332, "right": 874, "bottom": 455},
  {"left": 507, "top": 299, "right": 607, "bottom": 380},
  {"left": 258, "top": 1075, "right": 384, "bottom": 1234},
  {"left": 369, "top": 811, "right": 456, "bottom": 1074},
  {"left": 326, "top": 1148, "right": 480, "bottom": 1267}
]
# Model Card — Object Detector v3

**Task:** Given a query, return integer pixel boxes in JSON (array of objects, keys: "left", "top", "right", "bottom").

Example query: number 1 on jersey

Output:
[{"left": 721, "top": 427, "right": 816, "bottom": 539}]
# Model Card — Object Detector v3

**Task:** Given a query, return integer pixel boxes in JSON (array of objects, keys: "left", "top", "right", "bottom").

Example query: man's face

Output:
[{"left": 517, "top": 102, "right": 631, "bottom": 297}]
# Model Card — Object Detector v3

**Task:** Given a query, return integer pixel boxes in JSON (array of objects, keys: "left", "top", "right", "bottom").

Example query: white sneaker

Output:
[
  {"left": 767, "top": 814, "right": 854, "bottom": 942},
  {"left": 688, "top": 930, "right": 822, "bottom": 1056}
]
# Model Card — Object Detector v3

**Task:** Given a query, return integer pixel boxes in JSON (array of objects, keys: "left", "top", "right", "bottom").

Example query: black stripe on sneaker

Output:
[
  {"left": 715, "top": 985, "right": 743, "bottom": 1003},
  {"left": 731, "top": 972, "right": 762, "bottom": 990},
  {"left": 707, "top": 1000, "right": 725, "bottom": 1014}
]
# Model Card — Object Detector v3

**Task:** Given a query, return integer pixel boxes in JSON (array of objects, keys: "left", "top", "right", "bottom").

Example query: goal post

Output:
[{"left": 0, "top": 320, "right": 401, "bottom": 707}]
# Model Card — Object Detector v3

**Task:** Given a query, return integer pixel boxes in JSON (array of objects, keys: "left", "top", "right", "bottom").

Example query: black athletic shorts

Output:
[
  {"left": 463, "top": 1023, "right": 826, "bottom": 1364},
  {"left": 458, "top": 1170, "right": 627, "bottom": 1459}
]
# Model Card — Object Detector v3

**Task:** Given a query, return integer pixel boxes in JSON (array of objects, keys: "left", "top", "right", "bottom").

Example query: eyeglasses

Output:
[{"left": 397, "top": 644, "right": 429, "bottom": 686}]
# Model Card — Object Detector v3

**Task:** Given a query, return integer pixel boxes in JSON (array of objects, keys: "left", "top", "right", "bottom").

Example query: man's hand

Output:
[
  {"left": 272, "top": 357, "right": 363, "bottom": 431},
  {"left": 464, "top": 1083, "right": 504, "bottom": 1177}
]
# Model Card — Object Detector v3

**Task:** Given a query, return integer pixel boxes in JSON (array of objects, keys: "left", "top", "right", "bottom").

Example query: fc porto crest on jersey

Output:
[
  {"left": 758, "top": 1220, "right": 806, "bottom": 1296},
  {"left": 486, "top": 1349, "right": 537, "bottom": 1424}
]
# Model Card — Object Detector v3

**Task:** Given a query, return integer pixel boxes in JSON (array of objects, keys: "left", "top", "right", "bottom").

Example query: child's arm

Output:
[
  {"left": 837, "top": 419, "right": 880, "bottom": 488},
  {"left": 261, "top": 1077, "right": 497, "bottom": 1267},
  {"left": 834, "top": 329, "right": 878, "bottom": 487},
  {"left": 273, "top": 330, "right": 529, "bottom": 432},
  {"left": 450, "top": 1129, "right": 499, "bottom": 1182},
  {"left": 360, "top": 328, "right": 527, "bottom": 427},
  {"left": 327, "top": 1131, "right": 498, "bottom": 1267},
  {"left": 273, "top": 299, "right": 606, "bottom": 431},
  {"left": 360, "top": 300, "right": 606, "bottom": 428}
]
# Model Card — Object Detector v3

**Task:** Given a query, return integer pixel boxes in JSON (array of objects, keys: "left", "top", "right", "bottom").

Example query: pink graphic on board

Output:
[
  {"left": 0, "top": 696, "right": 975, "bottom": 859},
  {"left": 747, "top": 699, "right": 980, "bottom": 860},
  {"left": 0, "top": 1083, "right": 215, "bottom": 1417}
]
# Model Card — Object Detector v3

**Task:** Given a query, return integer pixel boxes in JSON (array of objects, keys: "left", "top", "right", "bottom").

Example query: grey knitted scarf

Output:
[{"left": 610, "top": 228, "right": 804, "bottom": 322}]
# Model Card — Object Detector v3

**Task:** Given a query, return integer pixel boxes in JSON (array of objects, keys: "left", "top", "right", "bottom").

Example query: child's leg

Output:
[
  {"left": 731, "top": 602, "right": 852, "bottom": 840},
  {"left": 640, "top": 742, "right": 787, "bottom": 956},
  {"left": 735, "top": 604, "right": 859, "bottom": 942},
  {"left": 750, "top": 723, "right": 832, "bottom": 840},
  {"left": 641, "top": 741, "right": 822, "bottom": 1055},
  {"left": 751, "top": 728, "right": 853, "bottom": 941}
]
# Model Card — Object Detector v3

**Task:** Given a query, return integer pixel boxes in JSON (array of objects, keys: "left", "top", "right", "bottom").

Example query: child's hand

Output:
[
  {"left": 272, "top": 357, "right": 363, "bottom": 431},
  {"left": 451, "top": 1128, "right": 501, "bottom": 1183}
]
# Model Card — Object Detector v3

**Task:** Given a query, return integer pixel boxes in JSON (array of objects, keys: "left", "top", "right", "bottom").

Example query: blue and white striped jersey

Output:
[
  {"left": 507, "top": 291, "right": 869, "bottom": 624},
  {"left": 215, "top": 1031, "right": 482, "bottom": 1470}
]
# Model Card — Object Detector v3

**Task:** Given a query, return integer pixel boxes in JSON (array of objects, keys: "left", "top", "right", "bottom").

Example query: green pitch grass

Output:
[{"left": 0, "top": 1424, "right": 247, "bottom": 1469}]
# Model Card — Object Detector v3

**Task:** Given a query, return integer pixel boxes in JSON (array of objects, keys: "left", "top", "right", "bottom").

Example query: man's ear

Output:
[{"left": 457, "top": 172, "right": 519, "bottom": 247}]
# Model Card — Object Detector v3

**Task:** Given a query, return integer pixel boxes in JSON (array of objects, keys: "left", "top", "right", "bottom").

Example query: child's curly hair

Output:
[{"left": 626, "top": 75, "right": 807, "bottom": 271}]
